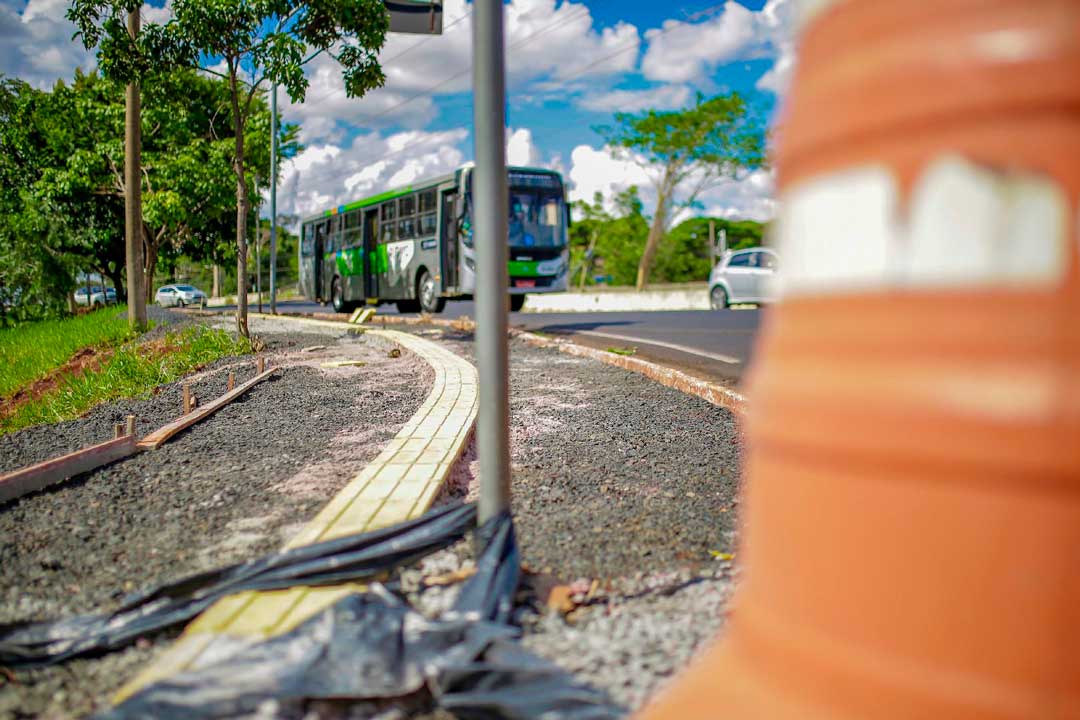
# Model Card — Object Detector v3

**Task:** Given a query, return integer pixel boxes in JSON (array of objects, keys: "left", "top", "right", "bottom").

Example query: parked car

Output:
[
  {"left": 155, "top": 284, "right": 208, "bottom": 307},
  {"left": 709, "top": 248, "right": 780, "bottom": 309},
  {"left": 74, "top": 286, "right": 118, "bottom": 307}
]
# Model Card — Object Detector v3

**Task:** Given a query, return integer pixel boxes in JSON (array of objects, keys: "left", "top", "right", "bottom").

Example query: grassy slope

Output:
[
  {"left": 0, "top": 308, "right": 137, "bottom": 398},
  {"left": 1, "top": 325, "right": 251, "bottom": 436}
]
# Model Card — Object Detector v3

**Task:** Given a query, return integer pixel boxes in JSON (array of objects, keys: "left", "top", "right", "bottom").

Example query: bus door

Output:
[
  {"left": 363, "top": 208, "right": 379, "bottom": 299},
  {"left": 441, "top": 190, "right": 459, "bottom": 290},
  {"left": 314, "top": 221, "right": 327, "bottom": 301}
]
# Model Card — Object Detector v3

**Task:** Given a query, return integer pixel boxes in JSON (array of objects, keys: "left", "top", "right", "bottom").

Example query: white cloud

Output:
[
  {"left": 506, "top": 127, "right": 540, "bottom": 167},
  {"left": 0, "top": 0, "right": 97, "bottom": 88},
  {"left": 578, "top": 84, "right": 692, "bottom": 113},
  {"left": 275, "top": 127, "right": 468, "bottom": 221},
  {"left": 755, "top": 0, "right": 795, "bottom": 96},
  {"left": 697, "top": 168, "right": 776, "bottom": 222},
  {"left": 566, "top": 144, "right": 651, "bottom": 208},
  {"left": 640, "top": 2, "right": 760, "bottom": 84},
  {"left": 287, "top": 0, "right": 641, "bottom": 142}
]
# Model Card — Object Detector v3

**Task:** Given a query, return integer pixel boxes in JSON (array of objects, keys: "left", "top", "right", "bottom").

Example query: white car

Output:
[
  {"left": 709, "top": 248, "right": 780, "bottom": 309},
  {"left": 74, "top": 286, "right": 117, "bottom": 307},
  {"left": 155, "top": 284, "right": 207, "bottom": 307}
]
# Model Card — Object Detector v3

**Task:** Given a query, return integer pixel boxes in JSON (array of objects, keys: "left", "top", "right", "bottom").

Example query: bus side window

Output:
[
  {"left": 419, "top": 189, "right": 437, "bottom": 214},
  {"left": 398, "top": 217, "right": 416, "bottom": 240},
  {"left": 420, "top": 212, "right": 437, "bottom": 237}
]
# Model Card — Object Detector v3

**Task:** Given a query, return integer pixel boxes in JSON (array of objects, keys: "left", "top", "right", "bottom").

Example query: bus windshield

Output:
[{"left": 508, "top": 189, "right": 565, "bottom": 248}]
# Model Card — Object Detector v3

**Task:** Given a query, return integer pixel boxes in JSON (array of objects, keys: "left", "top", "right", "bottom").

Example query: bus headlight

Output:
[{"left": 536, "top": 257, "right": 564, "bottom": 276}]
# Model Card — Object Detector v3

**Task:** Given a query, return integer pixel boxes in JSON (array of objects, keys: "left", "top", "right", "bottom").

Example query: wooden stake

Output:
[
  {"left": 257, "top": 356, "right": 265, "bottom": 374},
  {"left": 126, "top": 415, "right": 136, "bottom": 437},
  {"left": 227, "top": 371, "right": 235, "bottom": 391},
  {"left": 139, "top": 365, "right": 277, "bottom": 450},
  {"left": 0, "top": 435, "right": 139, "bottom": 504},
  {"left": 114, "top": 423, "right": 125, "bottom": 439},
  {"left": 182, "top": 382, "right": 192, "bottom": 414}
]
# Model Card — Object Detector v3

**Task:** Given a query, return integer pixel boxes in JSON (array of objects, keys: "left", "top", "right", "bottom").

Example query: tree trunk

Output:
[
  {"left": 635, "top": 193, "right": 668, "bottom": 291},
  {"left": 124, "top": 8, "right": 147, "bottom": 329},
  {"left": 228, "top": 69, "right": 250, "bottom": 338},
  {"left": 107, "top": 266, "right": 124, "bottom": 304},
  {"left": 212, "top": 264, "right": 222, "bottom": 298}
]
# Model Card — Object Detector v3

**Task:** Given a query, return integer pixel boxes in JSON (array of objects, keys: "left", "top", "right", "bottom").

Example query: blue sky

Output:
[{"left": 1, "top": 0, "right": 793, "bottom": 222}]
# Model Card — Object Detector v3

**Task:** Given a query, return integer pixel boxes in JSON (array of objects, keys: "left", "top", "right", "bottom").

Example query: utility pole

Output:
[
  {"left": 580, "top": 228, "right": 597, "bottom": 290},
  {"left": 269, "top": 84, "right": 278, "bottom": 314},
  {"left": 254, "top": 171, "right": 262, "bottom": 314},
  {"left": 708, "top": 219, "right": 716, "bottom": 268},
  {"left": 472, "top": 0, "right": 511, "bottom": 524},
  {"left": 124, "top": 7, "right": 147, "bottom": 329}
]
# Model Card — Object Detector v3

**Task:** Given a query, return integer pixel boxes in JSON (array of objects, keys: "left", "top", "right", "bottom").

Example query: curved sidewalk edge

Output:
[
  {"left": 195, "top": 309, "right": 746, "bottom": 417},
  {"left": 287, "top": 311, "right": 746, "bottom": 417},
  {"left": 114, "top": 323, "right": 478, "bottom": 703},
  {"left": 511, "top": 329, "right": 747, "bottom": 418}
]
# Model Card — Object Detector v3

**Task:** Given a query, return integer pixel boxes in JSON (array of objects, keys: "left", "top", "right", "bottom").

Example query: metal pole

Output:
[
  {"left": 254, "top": 171, "right": 262, "bottom": 313},
  {"left": 472, "top": 0, "right": 510, "bottom": 523},
  {"left": 124, "top": 8, "right": 147, "bottom": 328},
  {"left": 269, "top": 83, "right": 278, "bottom": 314},
  {"left": 708, "top": 219, "right": 716, "bottom": 268}
]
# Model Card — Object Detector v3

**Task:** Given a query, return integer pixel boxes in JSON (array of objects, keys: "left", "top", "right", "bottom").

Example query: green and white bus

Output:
[{"left": 299, "top": 164, "right": 570, "bottom": 313}]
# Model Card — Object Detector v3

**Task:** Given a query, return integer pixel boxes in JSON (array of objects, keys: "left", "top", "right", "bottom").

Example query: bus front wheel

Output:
[
  {"left": 331, "top": 276, "right": 353, "bottom": 314},
  {"left": 417, "top": 269, "right": 445, "bottom": 314}
]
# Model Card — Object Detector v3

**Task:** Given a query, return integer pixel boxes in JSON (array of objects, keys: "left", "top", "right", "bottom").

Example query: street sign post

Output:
[{"left": 471, "top": 0, "right": 511, "bottom": 524}]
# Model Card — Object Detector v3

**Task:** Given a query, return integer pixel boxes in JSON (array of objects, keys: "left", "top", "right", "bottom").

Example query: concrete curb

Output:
[
  {"left": 510, "top": 330, "right": 747, "bottom": 418},
  {"left": 114, "top": 323, "right": 478, "bottom": 703}
]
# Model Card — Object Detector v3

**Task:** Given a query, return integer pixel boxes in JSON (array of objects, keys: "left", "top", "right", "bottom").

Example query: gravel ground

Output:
[
  {"left": 423, "top": 327, "right": 743, "bottom": 713},
  {"left": 0, "top": 321, "right": 433, "bottom": 719},
  {"left": 1, "top": 316, "right": 743, "bottom": 718}
]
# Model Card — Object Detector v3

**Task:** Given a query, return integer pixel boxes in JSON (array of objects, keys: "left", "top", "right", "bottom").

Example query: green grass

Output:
[
  {"left": 0, "top": 307, "right": 139, "bottom": 399},
  {"left": 1, "top": 325, "right": 251, "bottom": 436},
  {"left": 605, "top": 346, "right": 637, "bottom": 356}
]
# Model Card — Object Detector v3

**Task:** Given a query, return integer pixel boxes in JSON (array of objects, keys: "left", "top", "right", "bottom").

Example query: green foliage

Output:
[
  {"left": 654, "top": 217, "right": 766, "bottom": 283},
  {"left": 69, "top": 0, "right": 387, "bottom": 334},
  {"left": 593, "top": 92, "right": 766, "bottom": 288},
  {"left": 595, "top": 92, "right": 766, "bottom": 184},
  {"left": 568, "top": 188, "right": 649, "bottom": 287},
  {"left": 0, "top": 306, "right": 138, "bottom": 398},
  {"left": 0, "top": 68, "right": 297, "bottom": 320},
  {"left": 568, "top": 188, "right": 766, "bottom": 286},
  {"left": 1, "top": 324, "right": 251, "bottom": 435}
]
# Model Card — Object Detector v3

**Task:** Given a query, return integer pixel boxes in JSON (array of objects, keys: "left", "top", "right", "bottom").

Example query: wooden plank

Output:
[
  {"left": 0, "top": 435, "right": 138, "bottom": 504},
  {"left": 137, "top": 366, "right": 277, "bottom": 450}
]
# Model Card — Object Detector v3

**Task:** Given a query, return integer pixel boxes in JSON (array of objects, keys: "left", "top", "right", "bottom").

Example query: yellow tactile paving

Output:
[{"left": 114, "top": 326, "right": 477, "bottom": 704}]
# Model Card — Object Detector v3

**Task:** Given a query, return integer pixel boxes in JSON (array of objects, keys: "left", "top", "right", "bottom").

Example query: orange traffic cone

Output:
[{"left": 638, "top": 1, "right": 1080, "bottom": 719}]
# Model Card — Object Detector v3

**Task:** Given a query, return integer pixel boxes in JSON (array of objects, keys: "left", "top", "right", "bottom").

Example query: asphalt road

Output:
[{"left": 224, "top": 298, "right": 763, "bottom": 385}]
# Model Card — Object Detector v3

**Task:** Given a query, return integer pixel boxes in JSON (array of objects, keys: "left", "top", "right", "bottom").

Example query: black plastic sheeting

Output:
[
  {"left": 0, "top": 502, "right": 477, "bottom": 668},
  {"left": 101, "top": 510, "right": 624, "bottom": 719}
]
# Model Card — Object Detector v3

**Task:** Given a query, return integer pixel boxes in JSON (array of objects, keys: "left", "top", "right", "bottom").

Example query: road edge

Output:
[{"left": 183, "top": 309, "right": 747, "bottom": 417}]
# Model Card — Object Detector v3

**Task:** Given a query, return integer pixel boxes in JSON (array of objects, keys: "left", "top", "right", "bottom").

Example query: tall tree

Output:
[
  {"left": 0, "top": 68, "right": 295, "bottom": 320},
  {"left": 70, "top": 0, "right": 389, "bottom": 336},
  {"left": 595, "top": 93, "right": 766, "bottom": 290}
]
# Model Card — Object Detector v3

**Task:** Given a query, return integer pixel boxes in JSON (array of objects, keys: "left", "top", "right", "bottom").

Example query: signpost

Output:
[{"left": 471, "top": 0, "right": 510, "bottom": 523}]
